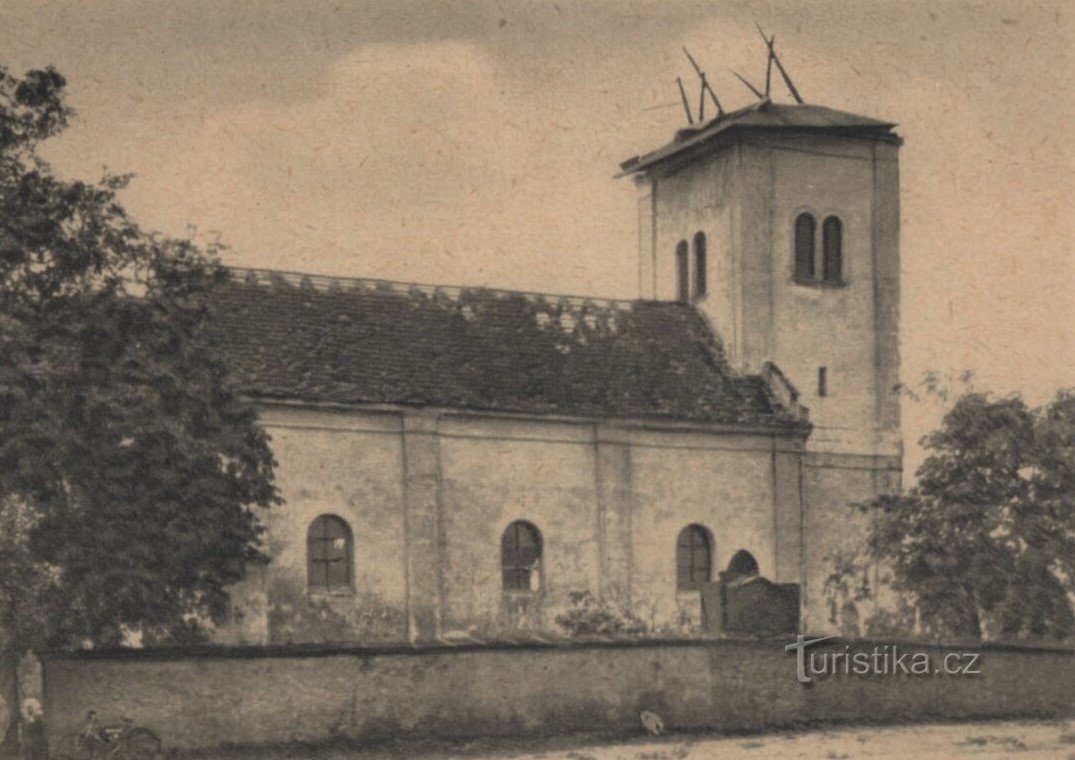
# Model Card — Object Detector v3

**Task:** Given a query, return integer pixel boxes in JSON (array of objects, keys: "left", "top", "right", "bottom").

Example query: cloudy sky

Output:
[{"left": 2, "top": 0, "right": 1072, "bottom": 464}]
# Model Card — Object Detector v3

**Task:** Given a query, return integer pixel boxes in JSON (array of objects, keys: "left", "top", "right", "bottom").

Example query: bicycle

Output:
[{"left": 60, "top": 711, "right": 162, "bottom": 760}]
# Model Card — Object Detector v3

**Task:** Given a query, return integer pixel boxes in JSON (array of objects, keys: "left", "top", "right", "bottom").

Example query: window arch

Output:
[
  {"left": 726, "top": 549, "right": 759, "bottom": 580},
  {"left": 822, "top": 216, "right": 843, "bottom": 283},
  {"left": 502, "top": 521, "right": 542, "bottom": 592},
  {"left": 693, "top": 232, "right": 707, "bottom": 298},
  {"left": 676, "top": 524, "right": 712, "bottom": 591},
  {"left": 794, "top": 213, "right": 816, "bottom": 281},
  {"left": 307, "top": 515, "right": 353, "bottom": 593},
  {"left": 675, "top": 240, "right": 689, "bottom": 303}
]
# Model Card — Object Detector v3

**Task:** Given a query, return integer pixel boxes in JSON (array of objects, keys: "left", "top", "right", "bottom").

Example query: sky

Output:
[{"left": 1, "top": 0, "right": 1072, "bottom": 471}]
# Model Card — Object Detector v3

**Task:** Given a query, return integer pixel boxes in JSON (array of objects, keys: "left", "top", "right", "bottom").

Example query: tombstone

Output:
[
  {"left": 699, "top": 552, "right": 800, "bottom": 636},
  {"left": 722, "top": 575, "right": 799, "bottom": 635},
  {"left": 700, "top": 583, "right": 724, "bottom": 633}
]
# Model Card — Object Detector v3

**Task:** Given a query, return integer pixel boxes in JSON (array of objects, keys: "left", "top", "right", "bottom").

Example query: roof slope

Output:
[
  {"left": 620, "top": 100, "right": 899, "bottom": 176},
  {"left": 203, "top": 269, "right": 802, "bottom": 428}
]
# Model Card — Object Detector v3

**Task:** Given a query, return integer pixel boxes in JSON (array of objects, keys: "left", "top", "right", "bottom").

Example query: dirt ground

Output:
[{"left": 191, "top": 719, "right": 1075, "bottom": 759}]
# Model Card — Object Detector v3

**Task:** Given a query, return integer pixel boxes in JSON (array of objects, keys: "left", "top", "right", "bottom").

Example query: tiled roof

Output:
[
  {"left": 619, "top": 100, "right": 899, "bottom": 176},
  {"left": 203, "top": 268, "right": 805, "bottom": 429}
]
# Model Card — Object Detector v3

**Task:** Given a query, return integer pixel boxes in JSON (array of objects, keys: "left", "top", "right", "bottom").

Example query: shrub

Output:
[{"left": 554, "top": 590, "right": 648, "bottom": 637}]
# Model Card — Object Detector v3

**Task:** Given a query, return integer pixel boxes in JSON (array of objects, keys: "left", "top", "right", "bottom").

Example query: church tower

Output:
[{"left": 621, "top": 98, "right": 903, "bottom": 630}]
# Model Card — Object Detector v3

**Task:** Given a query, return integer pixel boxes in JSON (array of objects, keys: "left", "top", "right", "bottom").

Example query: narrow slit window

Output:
[
  {"left": 794, "top": 213, "right": 816, "bottom": 282},
  {"left": 693, "top": 232, "right": 707, "bottom": 298},
  {"left": 675, "top": 240, "right": 689, "bottom": 303},
  {"left": 822, "top": 216, "right": 843, "bottom": 283},
  {"left": 818, "top": 367, "right": 828, "bottom": 397}
]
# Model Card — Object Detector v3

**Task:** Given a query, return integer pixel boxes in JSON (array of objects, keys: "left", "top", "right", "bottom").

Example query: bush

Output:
[
  {"left": 266, "top": 579, "right": 407, "bottom": 644},
  {"left": 554, "top": 590, "right": 648, "bottom": 637}
]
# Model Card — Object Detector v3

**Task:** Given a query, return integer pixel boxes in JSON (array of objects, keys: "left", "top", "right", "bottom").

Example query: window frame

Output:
[
  {"left": 307, "top": 514, "right": 354, "bottom": 595},
  {"left": 792, "top": 210, "right": 848, "bottom": 288},
  {"left": 501, "top": 520, "right": 543, "bottom": 594}
]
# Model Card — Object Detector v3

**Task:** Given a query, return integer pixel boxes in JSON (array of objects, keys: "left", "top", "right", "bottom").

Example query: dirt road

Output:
[{"left": 196, "top": 720, "right": 1075, "bottom": 759}]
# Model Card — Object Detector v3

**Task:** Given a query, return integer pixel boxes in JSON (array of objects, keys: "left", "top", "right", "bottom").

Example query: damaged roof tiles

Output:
[{"left": 204, "top": 268, "right": 805, "bottom": 429}]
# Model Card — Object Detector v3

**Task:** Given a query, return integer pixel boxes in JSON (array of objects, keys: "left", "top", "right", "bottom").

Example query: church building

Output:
[{"left": 207, "top": 98, "right": 903, "bottom": 645}]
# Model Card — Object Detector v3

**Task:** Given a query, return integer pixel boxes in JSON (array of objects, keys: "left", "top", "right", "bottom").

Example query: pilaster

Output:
[
  {"left": 593, "top": 425, "right": 633, "bottom": 603},
  {"left": 401, "top": 411, "right": 445, "bottom": 641}
]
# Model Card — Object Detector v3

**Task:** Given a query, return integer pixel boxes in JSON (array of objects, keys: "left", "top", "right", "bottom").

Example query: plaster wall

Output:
[
  {"left": 764, "top": 141, "right": 880, "bottom": 449},
  {"left": 802, "top": 452, "right": 903, "bottom": 633},
  {"left": 250, "top": 407, "right": 409, "bottom": 643},
  {"left": 639, "top": 132, "right": 903, "bottom": 633},
  {"left": 629, "top": 431, "right": 792, "bottom": 625},
  {"left": 437, "top": 416, "right": 599, "bottom": 632},
  {"left": 650, "top": 144, "right": 739, "bottom": 360},
  {"left": 642, "top": 132, "right": 901, "bottom": 458},
  {"left": 220, "top": 405, "right": 805, "bottom": 644}
]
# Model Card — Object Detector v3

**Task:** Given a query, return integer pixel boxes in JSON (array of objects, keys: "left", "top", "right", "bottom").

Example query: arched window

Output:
[
  {"left": 822, "top": 216, "right": 843, "bottom": 283},
  {"left": 502, "top": 521, "right": 542, "bottom": 592},
  {"left": 676, "top": 525, "right": 712, "bottom": 591},
  {"left": 675, "top": 240, "right": 689, "bottom": 303},
  {"left": 693, "top": 232, "right": 707, "bottom": 298},
  {"left": 307, "top": 515, "right": 353, "bottom": 593},
  {"left": 794, "top": 213, "right": 816, "bottom": 282},
  {"left": 726, "top": 549, "right": 759, "bottom": 580}
]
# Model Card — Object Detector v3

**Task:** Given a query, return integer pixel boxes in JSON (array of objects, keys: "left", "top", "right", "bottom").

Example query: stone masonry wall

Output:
[{"left": 42, "top": 639, "right": 1074, "bottom": 752}]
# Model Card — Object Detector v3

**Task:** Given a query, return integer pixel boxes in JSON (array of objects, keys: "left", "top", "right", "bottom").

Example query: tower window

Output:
[
  {"left": 693, "top": 232, "right": 707, "bottom": 298},
  {"left": 794, "top": 213, "right": 816, "bottom": 282},
  {"left": 675, "top": 240, "right": 689, "bottom": 303},
  {"left": 822, "top": 216, "right": 843, "bottom": 283},
  {"left": 502, "top": 521, "right": 542, "bottom": 592},
  {"left": 307, "top": 514, "right": 353, "bottom": 593},
  {"left": 818, "top": 367, "right": 828, "bottom": 397},
  {"left": 676, "top": 524, "right": 712, "bottom": 591}
]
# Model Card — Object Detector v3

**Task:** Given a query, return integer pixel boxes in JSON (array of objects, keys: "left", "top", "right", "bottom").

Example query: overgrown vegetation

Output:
[
  {"left": 266, "top": 580, "right": 406, "bottom": 645},
  {"left": 554, "top": 590, "right": 650, "bottom": 637}
]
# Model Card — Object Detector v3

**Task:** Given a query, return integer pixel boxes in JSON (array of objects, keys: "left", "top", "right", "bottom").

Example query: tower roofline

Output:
[{"left": 618, "top": 100, "right": 900, "bottom": 178}]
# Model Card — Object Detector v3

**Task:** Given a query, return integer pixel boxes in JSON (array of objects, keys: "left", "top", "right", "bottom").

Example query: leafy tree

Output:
[
  {"left": 0, "top": 63, "right": 279, "bottom": 661},
  {"left": 861, "top": 389, "right": 1075, "bottom": 640}
]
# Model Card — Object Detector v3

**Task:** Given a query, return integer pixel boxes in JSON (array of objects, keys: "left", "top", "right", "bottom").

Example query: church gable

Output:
[{"left": 204, "top": 268, "right": 803, "bottom": 428}]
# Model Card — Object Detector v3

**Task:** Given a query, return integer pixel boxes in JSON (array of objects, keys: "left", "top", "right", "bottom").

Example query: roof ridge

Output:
[{"left": 224, "top": 266, "right": 642, "bottom": 311}]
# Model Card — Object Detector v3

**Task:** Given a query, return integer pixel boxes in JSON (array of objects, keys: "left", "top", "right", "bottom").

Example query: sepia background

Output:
[{"left": 2, "top": 0, "right": 1071, "bottom": 473}]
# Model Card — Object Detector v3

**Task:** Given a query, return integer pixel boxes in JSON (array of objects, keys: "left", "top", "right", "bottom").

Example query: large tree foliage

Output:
[
  {"left": 862, "top": 389, "right": 1075, "bottom": 641},
  {"left": 0, "top": 65, "right": 279, "bottom": 652}
]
